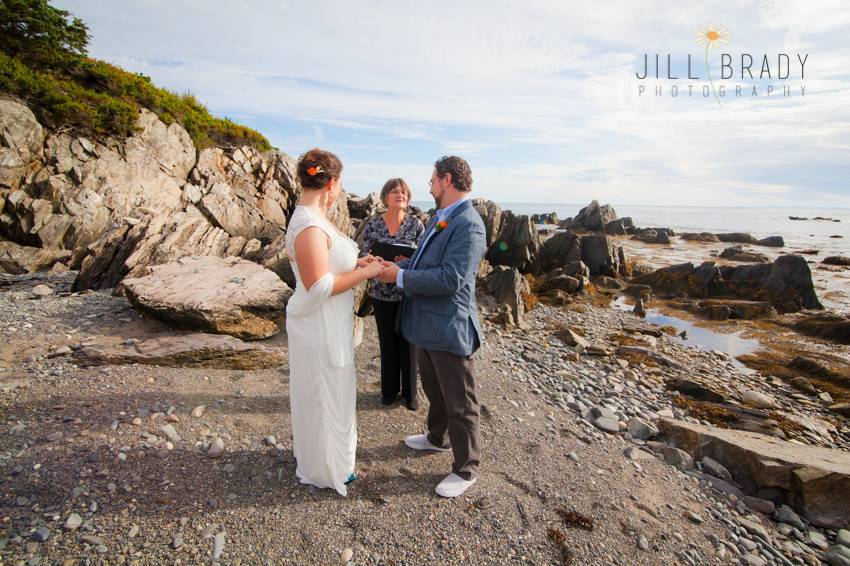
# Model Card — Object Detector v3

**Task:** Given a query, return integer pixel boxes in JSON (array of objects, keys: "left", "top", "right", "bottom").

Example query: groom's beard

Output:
[{"left": 432, "top": 194, "right": 442, "bottom": 209}]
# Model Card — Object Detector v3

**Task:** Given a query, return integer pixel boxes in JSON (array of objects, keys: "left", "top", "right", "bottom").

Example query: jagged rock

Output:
[
  {"left": 0, "top": 241, "right": 70, "bottom": 274},
  {"left": 73, "top": 213, "right": 231, "bottom": 290},
  {"left": 659, "top": 418, "right": 850, "bottom": 528},
  {"left": 681, "top": 232, "right": 720, "bottom": 242},
  {"left": 581, "top": 234, "right": 623, "bottom": 277},
  {"left": 73, "top": 333, "right": 284, "bottom": 369},
  {"left": 717, "top": 233, "right": 758, "bottom": 244},
  {"left": 632, "top": 256, "right": 822, "bottom": 313},
  {"left": 823, "top": 256, "right": 850, "bottom": 266},
  {"left": 485, "top": 210, "right": 540, "bottom": 272},
  {"left": 0, "top": 99, "right": 45, "bottom": 191},
  {"left": 719, "top": 246, "right": 769, "bottom": 263},
  {"left": 561, "top": 200, "right": 618, "bottom": 232},
  {"left": 604, "top": 217, "right": 634, "bottom": 235},
  {"left": 17, "top": 110, "right": 195, "bottom": 250},
  {"left": 190, "top": 147, "right": 298, "bottom": 244},
  {"left": 537, "top": 231, "right": 582, "bottom": 273},
  {"left": 258, "top": 235, "right": 296, "bottom": 288},
  {"left": 347, "top": 192, "right": 383, "bottom": 220},
  {"left": 121, "top": 256, "right": 292, "bottom": 339},
  {"left": 633, "top": 298, "right": 646, "bottom": 316},
  {"left": 537, "top": 272, "right": 582, "bottom": 294},
  {"left": 756, "top": 236, "right": 784, "bottom": 247},
  {"left": 484, "top": 266, "right": 530, "bottom": 328},
  {"left": 471, "top": 199, "right": 504, "bottom": 248}
]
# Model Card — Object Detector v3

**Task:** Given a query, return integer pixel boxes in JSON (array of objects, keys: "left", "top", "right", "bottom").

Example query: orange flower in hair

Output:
[{"left": 307, "top": 165, "right": 324, "bottom": 176}]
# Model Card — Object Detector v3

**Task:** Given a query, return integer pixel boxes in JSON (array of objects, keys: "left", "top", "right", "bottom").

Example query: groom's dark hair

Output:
[{"left": 434, "top": 156, "right": 472, "bottom": 192}]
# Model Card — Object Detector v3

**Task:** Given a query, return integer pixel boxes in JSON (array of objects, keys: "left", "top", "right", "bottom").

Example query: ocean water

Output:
[{"left": 412, "top": 201, "right": 849, "bottom": 259}]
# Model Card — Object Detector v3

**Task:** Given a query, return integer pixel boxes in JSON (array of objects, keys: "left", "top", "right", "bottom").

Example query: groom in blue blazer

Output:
[{"left": 378, "top": 156, "right": 487, "bottom": 498}]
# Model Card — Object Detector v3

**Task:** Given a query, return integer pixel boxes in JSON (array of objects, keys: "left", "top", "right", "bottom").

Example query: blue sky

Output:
[{"left": 55, "top": 0, "right": 850, "bottom": 207}]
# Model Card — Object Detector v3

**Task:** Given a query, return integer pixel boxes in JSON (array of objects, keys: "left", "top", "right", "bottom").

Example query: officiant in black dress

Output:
[{"left": 359, "top": 178, "right": 425, "bottom": 410}]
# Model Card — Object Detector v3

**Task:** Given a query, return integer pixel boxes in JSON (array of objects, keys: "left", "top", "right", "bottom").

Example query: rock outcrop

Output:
[
  {"left": 121, "top": 256, "right": 292, "bottom": 340},
  {"left": 1, "top": 99, "right": 340, "bottom": 290},
  {"left": 538, "top": 230, "right": 628, "bottom": 278},
  {"left": 560, "top": 200, "right": 618, "bottom": 232},
  {"left": 482, "top": 208, "right": 541, "bottom": 273},
  {"left": 659, "top": 419, "right": 850, "bottom": 529},
  {"left": 632, "top": 255, "right": 823, "bottom": 313}
]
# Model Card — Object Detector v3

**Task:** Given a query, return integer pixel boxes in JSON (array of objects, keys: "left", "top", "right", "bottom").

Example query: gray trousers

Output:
[{"left": 416, "top": 347, "right": 480, "bottom": 480}]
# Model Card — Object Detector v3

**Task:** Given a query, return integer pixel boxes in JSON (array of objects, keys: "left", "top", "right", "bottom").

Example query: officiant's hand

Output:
[
  {"left": 394, "top": 255, "right": 408, "bottom": 262},
  {"left": 357, "top": 254, "right": 378, "bottom": 268},
  {"left": 377, "top": 259, "right": 400, "bottom": 284}
]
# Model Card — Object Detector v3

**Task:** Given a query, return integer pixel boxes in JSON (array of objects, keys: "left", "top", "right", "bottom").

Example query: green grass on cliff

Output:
[{"left": 0, "top": 1, "right": 270, "bottom": 150}]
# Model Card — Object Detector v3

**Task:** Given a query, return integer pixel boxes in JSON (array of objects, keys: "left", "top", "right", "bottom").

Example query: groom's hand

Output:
[{"left": 377, "top": 260, "right": 400, "bottom": 284}]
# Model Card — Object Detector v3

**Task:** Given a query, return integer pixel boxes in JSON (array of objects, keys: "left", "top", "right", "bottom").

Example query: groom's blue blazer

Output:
[{"left": 398, "top": 199, "right": 487, "bottom": 357}]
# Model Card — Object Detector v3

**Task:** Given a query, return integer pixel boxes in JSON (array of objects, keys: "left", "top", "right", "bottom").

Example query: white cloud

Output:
[{"left": 54, "top": 0, "right": 850, "bottom": 206}]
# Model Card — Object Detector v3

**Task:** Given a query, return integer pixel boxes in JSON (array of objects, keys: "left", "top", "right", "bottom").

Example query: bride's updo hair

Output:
[{"left": 297, "top": 148, "right": 343, "bottom": 190}]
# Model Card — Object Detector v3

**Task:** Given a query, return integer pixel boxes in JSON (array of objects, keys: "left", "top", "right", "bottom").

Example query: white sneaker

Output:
[
  {"left": 435, "top": 473, "right": 477, "bottom": 498},
  {"left": 404, "top": 434, "right": 450, "bottom": 452}
]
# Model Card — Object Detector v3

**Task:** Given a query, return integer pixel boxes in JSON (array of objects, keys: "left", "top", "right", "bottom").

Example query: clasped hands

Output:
[{"left": 357, "top": 254, "right": 403, "bottom": 283}]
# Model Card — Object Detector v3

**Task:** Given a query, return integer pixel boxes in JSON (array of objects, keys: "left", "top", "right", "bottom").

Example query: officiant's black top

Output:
[{"left": 359, "top": 213, "right": 425, "bottom": 301}]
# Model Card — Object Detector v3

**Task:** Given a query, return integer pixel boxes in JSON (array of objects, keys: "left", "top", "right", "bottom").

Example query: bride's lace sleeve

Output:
[{"left": 285, "top": 208, "right": 335, "bottom": 258}]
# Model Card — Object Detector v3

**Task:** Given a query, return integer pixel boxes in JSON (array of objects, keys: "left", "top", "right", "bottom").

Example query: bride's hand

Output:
[
  {"left": 361, "top": 261, "right": 383, "bottom": 279},
  {"left": 357, "top": 255, "right": 377, "bottom": 268}
]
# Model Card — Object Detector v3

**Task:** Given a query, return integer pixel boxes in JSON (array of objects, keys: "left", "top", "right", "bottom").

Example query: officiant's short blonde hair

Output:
[{"left": 379, "top": 178, "right": 411, "bottom": 207}]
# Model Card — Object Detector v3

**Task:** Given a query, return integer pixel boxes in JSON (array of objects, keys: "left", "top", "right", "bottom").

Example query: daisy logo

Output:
[{"left": 694, "top": 24, "right": 731, "bottom": 106}]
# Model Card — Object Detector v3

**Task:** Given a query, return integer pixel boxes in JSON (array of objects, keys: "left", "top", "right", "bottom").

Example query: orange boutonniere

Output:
[{"left": 434, "top": 219, "right": 448, "bottom": 232}]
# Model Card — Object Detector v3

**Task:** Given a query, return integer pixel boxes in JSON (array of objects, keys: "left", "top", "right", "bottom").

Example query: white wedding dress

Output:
[{"left": 285, "top": 205, "right": 359, "bottom": 496}]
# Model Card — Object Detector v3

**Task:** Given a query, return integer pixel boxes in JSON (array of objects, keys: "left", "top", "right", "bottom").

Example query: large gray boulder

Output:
[{"left": 121, "top": 256, "right": 292, "bottom": 340}]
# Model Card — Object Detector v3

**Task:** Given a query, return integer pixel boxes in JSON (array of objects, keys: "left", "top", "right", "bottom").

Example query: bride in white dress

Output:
[{"left": 285, "top": 148, "right": 381, "bottom": 496}]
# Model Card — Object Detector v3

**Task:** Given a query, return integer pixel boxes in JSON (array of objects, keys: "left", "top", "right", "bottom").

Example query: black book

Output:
[{"left": 370, "top": 241, "right": 417, "bottom": 261}]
